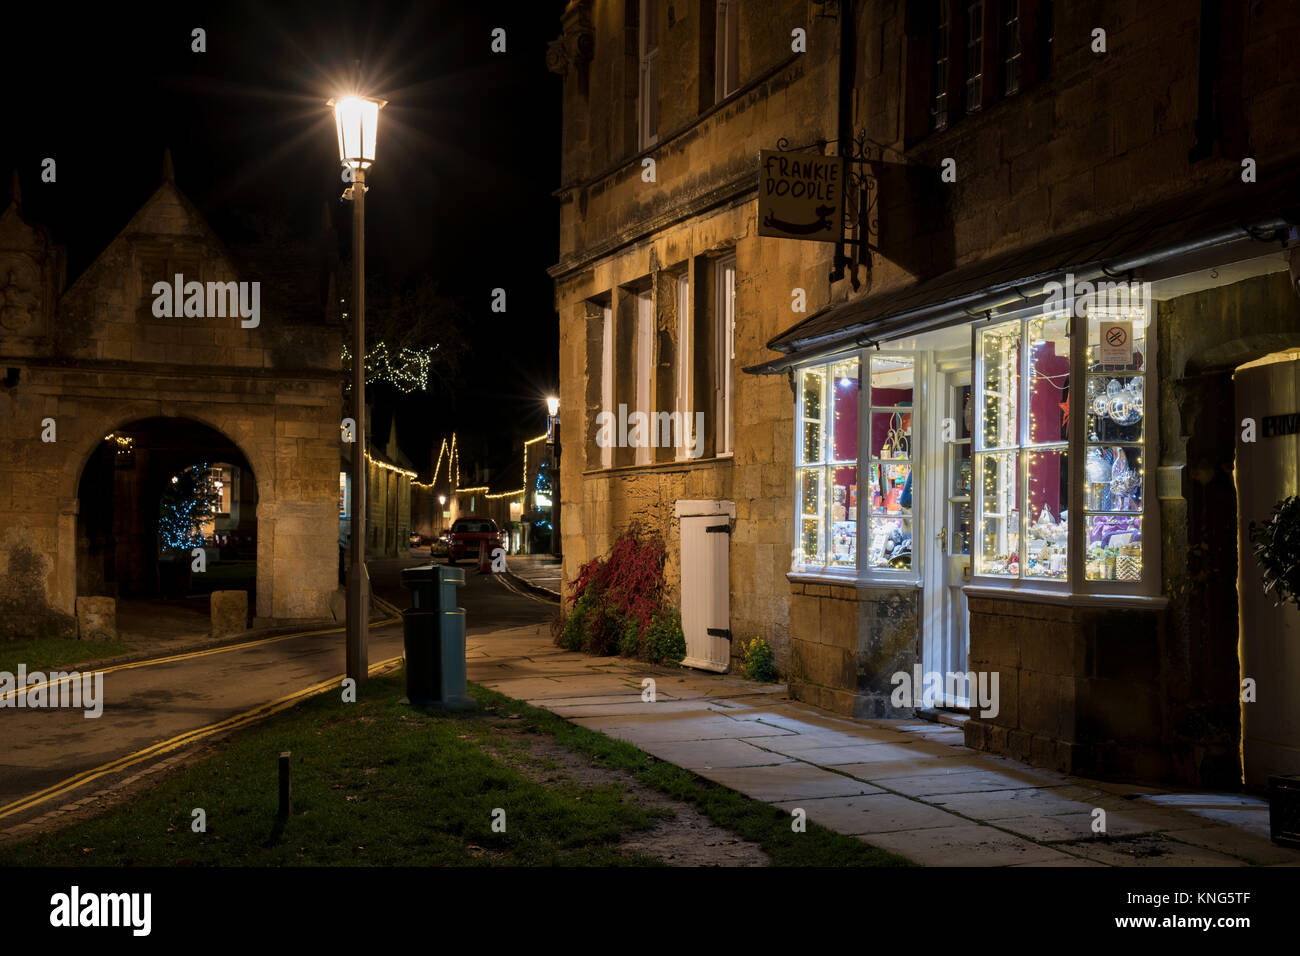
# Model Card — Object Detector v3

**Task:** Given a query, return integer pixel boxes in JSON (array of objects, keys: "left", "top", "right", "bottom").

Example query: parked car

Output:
[
  {"left": 445, "top": 517, "right": 503, "bottom": 565},
  {"left": 429, "top": 529, "right": 451, "bottom": 557},
  {"left": 408, "top": 531, "right": 425, "bottom": 548}
]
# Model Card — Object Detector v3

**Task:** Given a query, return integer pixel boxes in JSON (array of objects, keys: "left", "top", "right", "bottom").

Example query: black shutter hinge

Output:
[
  {"left": 707, "top": 627, "right": 732, "bottom": 640},
  {"left": 706, "top": 523, "right": 731, "bottom": 534}
]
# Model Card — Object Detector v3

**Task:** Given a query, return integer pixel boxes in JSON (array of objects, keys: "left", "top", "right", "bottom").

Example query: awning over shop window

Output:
[{"left": 747, "top": 164, "right": 1300, "bottom": 374}]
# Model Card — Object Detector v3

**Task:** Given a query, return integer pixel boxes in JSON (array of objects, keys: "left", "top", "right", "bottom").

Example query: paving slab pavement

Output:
[{"left": 467, "top": 623, "right": 1300, "bottom": 867}]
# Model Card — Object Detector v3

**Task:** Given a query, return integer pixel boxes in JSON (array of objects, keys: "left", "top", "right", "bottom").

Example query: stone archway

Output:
[{"left": 72, "top": 415, "right": 265, "bottom": 638}]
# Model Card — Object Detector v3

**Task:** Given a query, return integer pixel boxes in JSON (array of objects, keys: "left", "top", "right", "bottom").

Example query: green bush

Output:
[
  {"left": 740, "top": 638, "right": 777, "bottom": 682},
  {"left": 644, "top": 611, "right": 686, "bottom": 665},
  {"left": 559, "top": 594, "right": 591, "bottom": 651},
  {"left": 1250, "top": 495, "right": 1300, "bottom": 610},
  {"left": 619, "top": 616, "right": 642, "bottom": 658}
]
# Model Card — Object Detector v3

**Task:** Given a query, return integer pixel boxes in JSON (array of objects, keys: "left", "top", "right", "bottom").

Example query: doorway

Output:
[
  {"left": 676, "top": 499, "right": 733, "bottom": 672},
  {"left": 1235, "top": 351, "right": 1300, "bottom": 786},
  {"left": 922, "top": 363, "right": 973, "bottom": 707}
]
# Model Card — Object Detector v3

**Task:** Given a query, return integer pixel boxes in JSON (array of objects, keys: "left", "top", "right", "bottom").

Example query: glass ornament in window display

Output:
[{"left": 1086, "top": 445, "right": 1109, "bottom": 483}]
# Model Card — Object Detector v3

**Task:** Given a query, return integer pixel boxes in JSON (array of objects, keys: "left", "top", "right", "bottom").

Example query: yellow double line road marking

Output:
[
  {"left": 0, "top": 619, "right": 399, "bottom": 704},
  {"left": 0, "top": 653, "right": 404, "bottom": 823}
]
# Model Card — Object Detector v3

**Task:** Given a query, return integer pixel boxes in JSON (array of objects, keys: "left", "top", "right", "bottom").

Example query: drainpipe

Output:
[{"left": 831, "top": 0, "right": 855, "bottom": 284}]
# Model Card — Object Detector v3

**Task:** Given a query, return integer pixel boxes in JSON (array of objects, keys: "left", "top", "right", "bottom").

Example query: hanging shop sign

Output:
[
  {"left": 758, "top": 149, "right": 844, "bottom": 242},
  {"left": 1098, "top": 319, "right": 1133, "bottom": 365}
]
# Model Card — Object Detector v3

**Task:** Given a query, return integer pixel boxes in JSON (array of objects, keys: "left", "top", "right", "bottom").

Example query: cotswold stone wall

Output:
[
  {"left": 789, "top": 583, "right": 919, "bottom": 717},
  {"left": 551, "top": 0, "right": 838, "bottom": 673},
  {"left": 963, "top": 595, "right": 1174, "bottom": 783}
]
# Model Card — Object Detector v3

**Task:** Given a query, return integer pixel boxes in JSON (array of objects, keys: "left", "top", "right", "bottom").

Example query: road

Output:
[{"left": 0, "top": 552, "right": 553, "bottom": 830}]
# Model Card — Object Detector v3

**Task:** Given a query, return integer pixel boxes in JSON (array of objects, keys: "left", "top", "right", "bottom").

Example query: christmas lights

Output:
[{"left": 341, "top": 341, "right": 440, "bottom": 393}]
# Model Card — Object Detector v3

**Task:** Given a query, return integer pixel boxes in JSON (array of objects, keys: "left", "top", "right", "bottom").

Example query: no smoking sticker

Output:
[{"left": 1099, "top": 320, "right": 1132, "bottom": 365}]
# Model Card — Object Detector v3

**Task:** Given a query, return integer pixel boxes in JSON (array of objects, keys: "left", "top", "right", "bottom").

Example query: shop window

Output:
[
  {"left": 867, "top": 356, "right": 915, "bottom": 570},
  {"left": 795, "top": 358, "right": 860, "bottom": 571},
  {"left": 973, "top": 304, "right": 1152, "bottom": 592},
  {"left": 1084, "top": 308, "right": 1147, "bottom": 582},
  {"left": 975, "top": 314, "right": 1069, "bottom": 579}
]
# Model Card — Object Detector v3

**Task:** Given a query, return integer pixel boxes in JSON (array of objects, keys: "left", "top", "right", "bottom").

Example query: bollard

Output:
[{"left": 278, "top": 752, "right": 291, "bottom": 819}]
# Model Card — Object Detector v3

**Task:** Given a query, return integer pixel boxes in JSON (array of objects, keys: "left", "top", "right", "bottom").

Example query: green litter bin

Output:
[{"left": 399, "top": 564, "right": 472, "bottom": 708}]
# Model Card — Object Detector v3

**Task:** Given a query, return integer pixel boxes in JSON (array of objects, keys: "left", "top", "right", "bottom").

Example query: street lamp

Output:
[
  {"left": 330, "top": 91, "right": 386, "bottom": 688},
  {"left": 546, "top": 395, "right": 561, "bottom": 561}
]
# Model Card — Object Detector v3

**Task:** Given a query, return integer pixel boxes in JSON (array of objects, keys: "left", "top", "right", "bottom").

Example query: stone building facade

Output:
[
  {"left": 0, "top": 164, "right": 342, "bottom": 638},
  {"left": 549, "top": 0, "right": 841, "bottom": 671},
  {"left": 554, "top": 0, "right": 1300, "bottom": 788}
]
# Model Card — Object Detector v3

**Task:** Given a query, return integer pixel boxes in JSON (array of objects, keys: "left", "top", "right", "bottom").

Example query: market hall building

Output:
[{"left": 551, "top": 0, "right": 1300, "bottom": 789}]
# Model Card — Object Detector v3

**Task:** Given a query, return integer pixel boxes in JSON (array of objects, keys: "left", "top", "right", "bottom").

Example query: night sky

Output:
[{"left": 4, "top": 0, "right": 563, "bottom": 481}]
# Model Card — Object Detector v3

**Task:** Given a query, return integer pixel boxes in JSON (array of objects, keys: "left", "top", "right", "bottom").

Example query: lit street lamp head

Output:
[
  {"left": 546, "top": 395, "right": 560, "bottom": 418},
  {"left": 328, "top": 94, "right": 387, "bottom": 170}
]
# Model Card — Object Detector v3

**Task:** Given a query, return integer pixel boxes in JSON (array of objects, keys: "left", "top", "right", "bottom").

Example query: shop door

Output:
[
  {"left": 922, "top": 367, "right": 973, "bottom": 707},
  {"left": 678, "top": 504, "right": 732, "bottom": 672}
]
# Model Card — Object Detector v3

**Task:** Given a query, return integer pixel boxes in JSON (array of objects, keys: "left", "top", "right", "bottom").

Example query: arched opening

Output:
[{"left": 76, "top": 417, "right": 258, "bottom": 638}]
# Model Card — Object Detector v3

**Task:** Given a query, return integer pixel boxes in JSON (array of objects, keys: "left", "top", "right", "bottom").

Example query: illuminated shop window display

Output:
[
  {"left": 796, "top": 359, "right": 859, "bottom": 570},
  {"left": 975, "top": 314, "right": 1070, "bottom": 580},
  {"left": 868, "top": 356, "right": 914, "bottom": 569},
  {"left": 1084, "top": 309, "right": 1147, "bottom": 581}
]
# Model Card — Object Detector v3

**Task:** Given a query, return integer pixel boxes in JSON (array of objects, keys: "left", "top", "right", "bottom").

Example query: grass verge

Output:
[
  {"left": 0, "top": 670, "right": 911, "bottom": 867},
  {"left": 0, "top": 638, "right": 130, "bottom": 676}
]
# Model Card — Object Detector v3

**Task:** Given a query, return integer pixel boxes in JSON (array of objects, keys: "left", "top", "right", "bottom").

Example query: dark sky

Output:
[{"left": 4, "top": 0, "right": 563, "bottom": 481}]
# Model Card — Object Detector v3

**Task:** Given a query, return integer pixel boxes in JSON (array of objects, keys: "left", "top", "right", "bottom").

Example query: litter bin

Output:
[{"left": 400, "top": 563, "right": 472, "bottom": 708}]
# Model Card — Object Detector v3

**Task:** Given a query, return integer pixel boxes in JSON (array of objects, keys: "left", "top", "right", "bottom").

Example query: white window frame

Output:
[
  {"left": 638, "top": 0, "right": 659, "bottom": 149},
  {"left": 601, "top": 303, "right": 614, "bottom": 470},
  {"left": 792, "top": 355, "right": 860, "bottom": 577},
  {"left": 675, "top": 272, "right": 694, "bottom": 461},
  {"left": 715, "top": 255, "right": 736, "bottom": 457},
  {"left": 969, "top": 303, "right": 1159, "bottom": 598},
  {"left": 635, "top": 289, "right": 654, "bottom": 466},
  {"left": 715, "top": 0, "right": 740, "bottom": 102},
  {"left": 861, "top": 351, "right": 921, "bottom": 583}
]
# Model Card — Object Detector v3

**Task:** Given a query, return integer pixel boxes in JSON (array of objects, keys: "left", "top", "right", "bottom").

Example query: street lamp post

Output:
[
  {"left": 330, "top": 92, "right": 386, "bottom": 688},
  {"left": 546, "top": 395, "right": 561, "bottom": 561}
]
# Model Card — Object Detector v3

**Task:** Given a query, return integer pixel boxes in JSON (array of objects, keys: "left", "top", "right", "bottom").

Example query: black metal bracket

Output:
[
  {"left": 706, "top": 523, "right": 732, "bottom": 534},
  {"left": 707, "top": 627, "right": 732, "bottom": 641}
]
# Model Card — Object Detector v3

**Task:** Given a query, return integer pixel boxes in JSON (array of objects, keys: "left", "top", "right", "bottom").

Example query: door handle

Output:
[{"left": 935, "top": 527, "right": 947, "bottom": 554}]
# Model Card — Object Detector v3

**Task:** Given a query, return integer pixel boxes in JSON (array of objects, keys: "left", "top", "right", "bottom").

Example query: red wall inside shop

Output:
[{"left": 1027, "top": 345, "right": 1069, "bottom": 519}]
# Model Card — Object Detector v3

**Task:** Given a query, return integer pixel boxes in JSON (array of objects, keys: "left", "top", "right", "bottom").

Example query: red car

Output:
[{"left": 445, "top": 517, "right": 504, "bottom": 565}]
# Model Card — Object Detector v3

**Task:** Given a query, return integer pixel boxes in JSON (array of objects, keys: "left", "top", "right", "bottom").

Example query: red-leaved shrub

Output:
[{"left": 566, "top": 528, "right": 666, "bottom": 649}]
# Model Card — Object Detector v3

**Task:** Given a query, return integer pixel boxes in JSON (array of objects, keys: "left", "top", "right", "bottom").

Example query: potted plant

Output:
[{"left": 1248, "top": 495, "right": 1300, "bottom": 847}]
